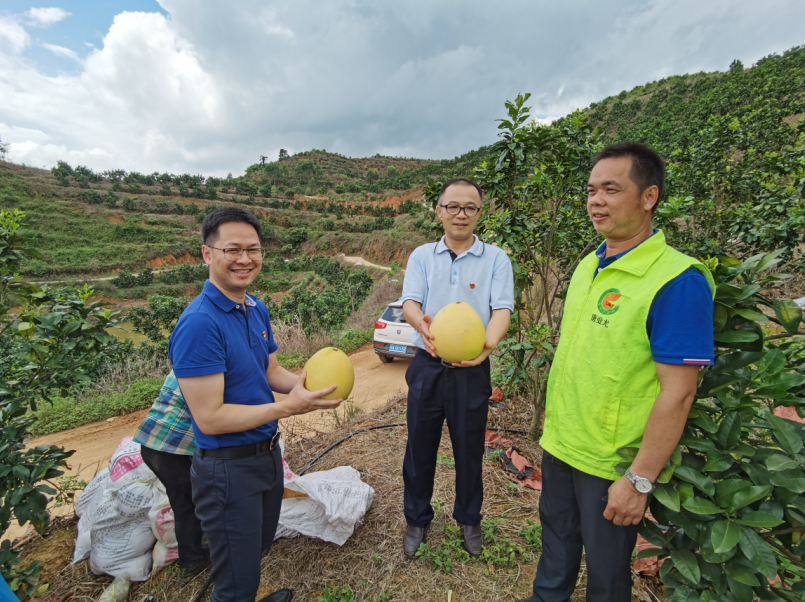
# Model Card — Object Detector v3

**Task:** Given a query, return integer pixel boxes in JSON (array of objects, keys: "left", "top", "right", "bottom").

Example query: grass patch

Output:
[
  {"left": 30, "top": 377, "right": 162, "bottom": 436},
  {"left": 276, "top": 352, "right": 311, "bottom": 371}
]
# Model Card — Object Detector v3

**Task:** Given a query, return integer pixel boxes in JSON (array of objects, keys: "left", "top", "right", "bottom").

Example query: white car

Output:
[{"left": 373, "top": 298, "right": 417, "bottom": 363}]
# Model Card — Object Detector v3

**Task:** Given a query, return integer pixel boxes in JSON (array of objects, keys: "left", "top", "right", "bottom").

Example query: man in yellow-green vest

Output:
[{"left": 517, "top": 142, "right": 715, "bottom": 602}]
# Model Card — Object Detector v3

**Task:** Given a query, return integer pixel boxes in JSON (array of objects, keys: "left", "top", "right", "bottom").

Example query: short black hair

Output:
[
  {"left": 438, "top": 178, "right": 485, "bottom": 205},
  {"left": 201, "top": 207, "right": 262, "bottom": 245},
  {"left": 592, "top": 142, "right": 666, "bottom": 213}
]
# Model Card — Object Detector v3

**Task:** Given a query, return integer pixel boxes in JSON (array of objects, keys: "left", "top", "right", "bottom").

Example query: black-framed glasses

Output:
[
  {"left": 207, "top": 246, "right": 266, "bottom": 261},
  {"left": 439, "top": 204, "right": 480, "bottom": 217}
]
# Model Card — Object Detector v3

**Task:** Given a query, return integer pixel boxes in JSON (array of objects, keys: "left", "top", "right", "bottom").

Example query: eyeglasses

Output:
[
  {"left": 207, "top": 246, "right": 266, "bottom": 261},
  {"left": 439, "top": 204, "right": 480, "bottom": 217}
]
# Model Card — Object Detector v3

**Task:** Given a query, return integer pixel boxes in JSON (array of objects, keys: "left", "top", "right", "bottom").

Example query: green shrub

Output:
[{"left": 83, "top": 190, "right": 103, "bottom": 204}]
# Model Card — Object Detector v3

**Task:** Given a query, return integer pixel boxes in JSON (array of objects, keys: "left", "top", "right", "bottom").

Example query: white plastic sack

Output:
[
  {"left": 107, "top": 438, "right": 156, "bottom": 489},
  {"left": 89, "top": 489, "right": 155, "bottom": 581},
  {"left": 149, "top": 485, "right": 179, "bottom": 571},
  {"left": 277, "top": 457, "right": 374, "bottom": 546},
  {"left": 75, "top": 467, "right": 110, "bottom": 518},
  {"left": 74, "top": 469, "right": 112, "bottom": 563},
  {"left": 73, "top": 438, "right": 161, "bottom": 581}
]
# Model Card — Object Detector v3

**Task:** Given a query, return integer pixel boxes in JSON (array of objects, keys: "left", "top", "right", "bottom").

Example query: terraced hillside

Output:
[{"left": 0, "top": 150, "right": 469, "bottom": 279}]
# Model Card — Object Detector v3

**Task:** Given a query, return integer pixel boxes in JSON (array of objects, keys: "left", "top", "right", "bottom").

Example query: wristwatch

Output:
[{"left": 626, "top": 470, "right": 654, "bottom": 494}]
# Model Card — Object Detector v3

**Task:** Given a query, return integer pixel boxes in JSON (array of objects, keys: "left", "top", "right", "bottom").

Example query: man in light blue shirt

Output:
[{"left": 400, "top": 178, "right": 514, "bottom": 559}]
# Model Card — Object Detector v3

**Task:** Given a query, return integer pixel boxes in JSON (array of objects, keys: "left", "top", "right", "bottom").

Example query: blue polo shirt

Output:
[
  {"left": 402, "top": 235, "right": 515, "bottom": 351},
  {"left": 594, "top": 230, "right": 714, "bottom": 365},
  {"left": 168, "top": 280, "right": 280, "bottom": 449}
]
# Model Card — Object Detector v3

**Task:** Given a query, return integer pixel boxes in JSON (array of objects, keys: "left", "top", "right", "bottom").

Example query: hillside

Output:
[
  {"left": 584, "top": 46, "right": 805, "bottom": 258},
  {"left": 241, "top": 147, "right": 490, "bottom": 197},
  {"left": 0, "top": 156, "right": 446, "bottom": 280}
]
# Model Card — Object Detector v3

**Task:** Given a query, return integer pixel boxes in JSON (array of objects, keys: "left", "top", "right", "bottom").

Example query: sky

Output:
[{"left": 1, "top": 1, "right": 804, "bottom": 177}]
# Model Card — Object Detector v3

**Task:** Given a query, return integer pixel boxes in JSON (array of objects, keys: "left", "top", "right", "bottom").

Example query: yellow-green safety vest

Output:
[{"left": 540, "top": 230, "right": 715, "bottom": 480}]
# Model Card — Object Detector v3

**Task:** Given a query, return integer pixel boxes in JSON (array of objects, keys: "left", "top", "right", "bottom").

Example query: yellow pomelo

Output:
[
  {"left": 304, "top": 347, "right": 355, "bottom": 400},
  {"left": 430, "top": 302, "right": 486, "bottom": 363}
]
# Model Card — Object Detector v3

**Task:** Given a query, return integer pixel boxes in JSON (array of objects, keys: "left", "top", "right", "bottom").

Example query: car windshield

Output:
[{"left": 381, "top": 306, "right": 407, "bottom": 323}]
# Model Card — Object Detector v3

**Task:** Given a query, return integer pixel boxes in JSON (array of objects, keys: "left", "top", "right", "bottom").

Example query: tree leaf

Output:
[
  {"left": 711, "top": 351, "right": 763, "bottom": 374},
  {"left": 733, "top": 308, "right": 769, "bottom": 323},
  {"left": 617, "top": 447, "right": 640, "bottom": 461},
  {"left": 702, "top": 452, "right": 734, "bottom": 473},
  {"left": 711, "top": 520, "right": 740, "bottom": 554},
  {"left": 717, "top": 412, "right": 742, "bottom": 449},
  {"left": 729, "top": 485, "right": 771, "bottom": 511},
  {"left": 738, "top": 526, "right": 778, "bottom": 580},
  {"left": 772, "top": 299, "right": 803, "bottom": 335},
  {"left": 682, "top": 496, "right": 723, "bottom": 515},
  {"left": 769, "top": 468, "right": 805, "bottom": 493},
  {"left": 714, "top": 331, "right": 759, "bottom": 343},
  {"left": 767, "top": 414, "right": 804, "bottom": 455},
  {"left": 724, "top": 562, "right": 760, "bottom": 586},
  {"left": 674, "top": 466, "right": 715, "bottom": 496},
  {"left": 757, "top": 349, "right": 787, "bottom": 376},
  {"left": 693, "top": 412, "right": 719, "bottom": 434},
  {"left": 735, "top": 511, "right": 784, "bottom": 528},
  {"left": 653, "top": 483, "right": 681, "bottom": 512},
  {"left": 670, "top": 548, "right": 701, "bottom": 585}
]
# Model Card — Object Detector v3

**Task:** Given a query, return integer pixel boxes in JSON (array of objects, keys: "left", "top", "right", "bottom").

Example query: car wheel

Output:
[{"left": 379, "top": 354, "right": 394, "bottom": 364}]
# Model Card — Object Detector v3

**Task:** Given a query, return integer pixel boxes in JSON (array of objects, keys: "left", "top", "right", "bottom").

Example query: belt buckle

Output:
[
  {"left": 440, "top": 359, "right": 455, "bottom": 369},
  {"left": 269, "top": 430, "right": 281, "bottom": 450}
]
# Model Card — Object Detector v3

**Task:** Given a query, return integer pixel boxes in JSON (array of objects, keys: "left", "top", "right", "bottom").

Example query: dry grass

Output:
[
  {"left": 88, "top": 353, "right": 171, "bottom": 397},
  {"left": 272, "top": 317, "right": 339, "bottom": 356},
  {"left": 18, "top": 392, "right": 652, "bottom": 602}
]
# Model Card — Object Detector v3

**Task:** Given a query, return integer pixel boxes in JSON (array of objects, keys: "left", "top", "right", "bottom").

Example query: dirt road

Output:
[{"left": 8, "top": 348, "right": 411, "bottom": 541}]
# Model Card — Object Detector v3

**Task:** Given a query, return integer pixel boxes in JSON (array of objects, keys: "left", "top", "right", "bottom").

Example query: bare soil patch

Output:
[{"left": 145, "top": 251, "right": 197, "bottom": 268}]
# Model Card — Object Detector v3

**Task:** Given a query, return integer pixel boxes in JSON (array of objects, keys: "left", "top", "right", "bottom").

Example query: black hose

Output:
[
  {"left": 191, "top": 573, "right": 214, "bottom": 602},
  {"left": 298, "top": 424, "right": 405, "bottom": 475},
  {"left": 296, "top": 424, "right": 529, "bottom": 475}
]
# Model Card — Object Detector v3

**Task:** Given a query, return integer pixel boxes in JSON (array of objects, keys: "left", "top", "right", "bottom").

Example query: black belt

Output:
[
  {"left": 199, "top": 430, "right": 281, "bottom": 459},
  {"left": 416, "top": 347, "right": 459, "bottom": 369}
]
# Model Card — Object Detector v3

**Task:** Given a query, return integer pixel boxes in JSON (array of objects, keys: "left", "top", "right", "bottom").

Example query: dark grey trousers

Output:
[
  {"left": 190, "top": 443, "right": 284, "bottom": 602},
  {"left": 528, "top": 451, "right": 639, "bottom": 602},
  {"left": 403, "top": 350, "right": 491, "bottom": 528}
]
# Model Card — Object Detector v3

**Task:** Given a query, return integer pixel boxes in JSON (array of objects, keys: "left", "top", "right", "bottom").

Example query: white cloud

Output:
[
  {"left": 258, "top": 10, "right": 294, "bottom": 39},
  {"left": 1, "top": 0, "right": 805, "bottom": 176},
  {"left": 42, "top": 43, "right": 80, "bottom": 62},
  {"left": 0, "top": 15, "right": 30, "bottom": 54},
  {"left": 26, "top": 7, "right": 71, "bottom": 27}
]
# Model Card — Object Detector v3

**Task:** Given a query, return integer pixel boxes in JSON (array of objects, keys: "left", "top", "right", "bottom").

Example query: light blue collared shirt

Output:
[{"left": 402, "top": 235, "right": 515, "bottom": 351}]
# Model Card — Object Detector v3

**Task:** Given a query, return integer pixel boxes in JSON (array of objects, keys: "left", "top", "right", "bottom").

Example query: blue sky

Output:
[
  {"left": 2, "top": 1, "right": 166, "bottom": 74},
  {"left": 1, "top": 1, "right": 804, "bottom": 176}
]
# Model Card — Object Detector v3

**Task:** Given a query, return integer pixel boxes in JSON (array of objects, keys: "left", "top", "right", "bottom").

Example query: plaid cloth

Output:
[{"left": 133, "top": 370, "right": 196, "bottom": 455}]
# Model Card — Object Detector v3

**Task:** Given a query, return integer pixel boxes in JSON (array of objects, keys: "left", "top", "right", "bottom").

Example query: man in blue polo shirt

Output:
[
  {"left": 401, "top": 178, "right": 514, "bottom": 559},
  {"left": 169, "top": 207, "right": 342, "bottom": 602}
]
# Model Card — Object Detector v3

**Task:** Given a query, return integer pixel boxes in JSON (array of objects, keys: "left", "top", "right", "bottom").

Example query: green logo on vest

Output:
[{"left": 597, "top": 289, "right": 622, "bottom": 315}]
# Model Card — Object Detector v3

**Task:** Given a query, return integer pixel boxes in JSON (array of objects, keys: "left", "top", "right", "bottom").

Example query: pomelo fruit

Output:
[
  {"left": 303, "top": 347, "right": 354, "bottom": 400},
  {"left": 429, "top": 302, "right": 486, "bottom": 363}
]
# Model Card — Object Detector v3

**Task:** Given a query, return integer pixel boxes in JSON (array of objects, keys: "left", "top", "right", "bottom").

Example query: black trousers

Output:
[
  {"left": 403, "top": 350, "right": 491, "bottom": 528},
  {"left": 190, "top": 443, "right": 284, "bottom": 602},
  {"left": 139, "top": 446, "right": 206, "bottom": 568},
  {"left": 528, "top": 451, "right": 639, "bottom": 602}
]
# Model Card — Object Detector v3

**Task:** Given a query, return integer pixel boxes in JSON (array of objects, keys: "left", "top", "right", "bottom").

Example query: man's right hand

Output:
[
  {"left": 419, "top": 314, "right": 437, "bottom": 357},
  {"left": 282, "top": 370, "right": 342, "bottom": 416}
]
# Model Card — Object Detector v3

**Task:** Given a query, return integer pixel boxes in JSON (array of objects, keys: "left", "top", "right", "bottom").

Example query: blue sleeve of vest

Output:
[{"left": 647, "top": 267, "right": 714, "bottom": 365}]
